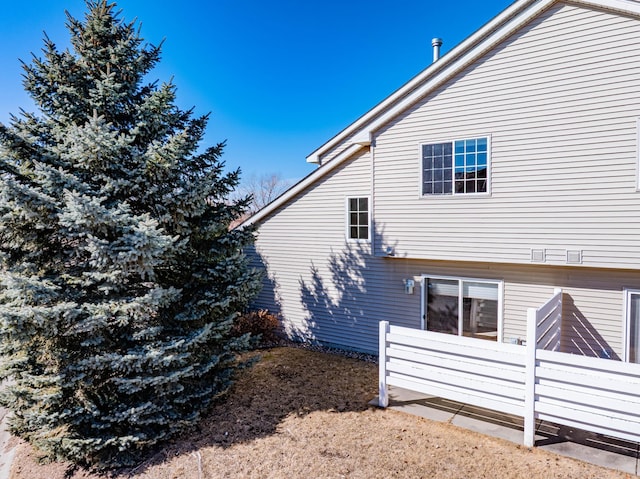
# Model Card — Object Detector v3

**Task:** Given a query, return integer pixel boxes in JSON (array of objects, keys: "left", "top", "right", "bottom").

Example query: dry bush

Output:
[{"left": 232, "top": 309, "right": 280, "bottom": 344}]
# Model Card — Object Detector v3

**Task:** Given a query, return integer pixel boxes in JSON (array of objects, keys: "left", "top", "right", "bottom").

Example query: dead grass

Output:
[{"left": 8, "top": 347, "right": 634, "bottom": 479}]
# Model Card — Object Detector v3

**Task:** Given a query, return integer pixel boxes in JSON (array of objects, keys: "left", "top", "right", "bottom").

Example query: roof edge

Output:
[
  {"left": 305, "top": 0, "right": 640, "bottom": 164},
  {"left": 305, "top": 0, "right": 538, "bottom": 163},
  {"left": 255, "top": 0, "right": 640, "bottom": 227},
  {"left": 240, "top": 143, "right": 367, "bottom": 228}
]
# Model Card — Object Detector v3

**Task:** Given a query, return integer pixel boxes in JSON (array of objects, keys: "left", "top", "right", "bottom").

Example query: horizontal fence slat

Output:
[
  {"left": 537, "top": 349, "right": 640, "bottom": 375},
  {"left": 535, "top": 402, "right": 640, "bottom": 442},
  {"left": 388, "top": 325, "right": 524, "bottom": 353},
  {"left": 387, "top": 341, "right": 526, "bottom": 366},
  {"left": 387, "top": 374, "right": 525, "bottom": 417},
  {"left": 387, "top": 332, "right": 525, "bottom": 365},
  {"left": 386, "top": 360, "right": 525, "bottom": 400},
  {"left": 536, "top": 363, "right": 640, "bottom": 396},
  {"left": 389, "top": 341, "right": 525, "bottom": 368},
  {"left": 536, "top": 412, "right": 640, "bottom": 444},
  {"left": 535, "top": 393, "right": 640, "bottom": 425},
  {"left": 386, "top": 346, "right": 526, "bottom": 383},
  {"left": 536, "top": 414, "right": 640, "bottom": 442},
  {"left": 536, "top": 379, "right": 640, "bottom": 408}
]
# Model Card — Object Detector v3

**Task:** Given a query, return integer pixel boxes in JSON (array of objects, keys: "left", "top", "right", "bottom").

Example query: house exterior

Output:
[{"left": 242, "top": 0, "right": 640, "bottom": 364}]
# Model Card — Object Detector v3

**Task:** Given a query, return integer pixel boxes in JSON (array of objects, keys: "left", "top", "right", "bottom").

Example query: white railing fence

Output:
[
  {"left": 378, "top": 322, "right": 526, "bottom": 414},
  {"left": 531, "top": 350, "right": 640, "bottom": 443},
  {"left": 379, "top": 288, "right": 640, "bottom": 448}
]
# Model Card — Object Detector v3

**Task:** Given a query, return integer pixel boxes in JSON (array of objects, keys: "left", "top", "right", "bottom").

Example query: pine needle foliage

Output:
[{"left": 0, "top": 0, "right": 261, "bottom": 468}]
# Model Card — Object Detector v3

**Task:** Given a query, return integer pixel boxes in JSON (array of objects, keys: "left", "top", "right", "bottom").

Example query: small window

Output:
[
  {"left": 422, "top": 275, "right": 502, "bottom": 341},
  {"left": 625, "top": 289, "right": 640, "bottom": 363},
  {"left": 422, "top": 137, "right": 489, "bottom": 195},
  {"left": 347, "top": 197, "right": 369, "bottom": 241}
]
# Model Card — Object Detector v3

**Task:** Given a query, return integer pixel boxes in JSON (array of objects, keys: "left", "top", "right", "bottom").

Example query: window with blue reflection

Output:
[{"left": 422, "top": 137, "right": 488, "bottom": 195}]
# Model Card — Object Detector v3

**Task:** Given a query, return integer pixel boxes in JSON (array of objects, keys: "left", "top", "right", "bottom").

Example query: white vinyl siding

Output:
[
  {"left": 249, "top": 148, "right": 376, "bottom": 352},
  {"left": 252, "top": 215, "right": 640, "bottom": 356},
  {"left": 249, "top": 1, "right": 640, "bottom": 356},
  {"left": 373, "top": 2, "right": 640, "bottom": 269}
]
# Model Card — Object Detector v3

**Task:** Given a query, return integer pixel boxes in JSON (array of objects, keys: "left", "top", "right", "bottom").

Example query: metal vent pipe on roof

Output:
[{"left": 432, "top": 37, "right": 443, "bottom": 63}]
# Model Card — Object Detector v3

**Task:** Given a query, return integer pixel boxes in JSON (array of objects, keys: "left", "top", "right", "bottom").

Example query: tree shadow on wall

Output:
[
  {"left": 246, "top": 244, "right": 284, "bottom": 318},
  {"left": 295, "top": 227, "right": 397, "bottom": 353},
  {"left": 562, "top": 294, "right": 620, "bottom": 360}
]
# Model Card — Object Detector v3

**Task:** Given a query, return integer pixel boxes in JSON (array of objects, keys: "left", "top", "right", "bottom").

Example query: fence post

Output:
[
  {"left": 378, "top": 321, "right": 390, "bottom": 407},
  {"left": 524, "top": 307, "right": 537, "bottom": 447}
]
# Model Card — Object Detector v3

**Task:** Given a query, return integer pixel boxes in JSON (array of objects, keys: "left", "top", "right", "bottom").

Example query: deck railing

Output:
[
  {"left": 377, "top": 322, "right": 526, "bottom": 414},
  {"left": 379, "top": 288, "right": 640, "bottom": 447}
]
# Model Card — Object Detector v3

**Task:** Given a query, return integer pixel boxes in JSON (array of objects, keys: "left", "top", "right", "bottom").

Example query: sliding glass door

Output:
[{"left": 423, "top": 276, "right": 502, "bottom": 341}]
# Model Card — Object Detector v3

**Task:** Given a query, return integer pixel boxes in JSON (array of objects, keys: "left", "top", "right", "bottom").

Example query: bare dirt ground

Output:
[{"left": 7, "top": 347, "right": 635, "bottom": 479}]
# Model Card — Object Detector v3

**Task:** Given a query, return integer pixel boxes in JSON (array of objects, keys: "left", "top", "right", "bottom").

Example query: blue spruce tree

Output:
[{"left": 0, "top": 0, "right": 261, "bottom": 468}]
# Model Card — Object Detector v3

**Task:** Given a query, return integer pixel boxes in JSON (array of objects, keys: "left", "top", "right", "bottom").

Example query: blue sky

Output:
[{"left": 0, "top": 0, "right": 514, "bottom": 185}]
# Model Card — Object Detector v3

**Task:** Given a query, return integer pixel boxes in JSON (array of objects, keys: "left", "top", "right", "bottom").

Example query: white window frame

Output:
[
  {"left": 418, "top": 135, "right": 492, "bottom": 198},
  {"left": 623, "top": 288, "right": 640, "bottom": 363},
  {"left": 420, "top": 274, "right": 504, "bottom": 342},
  {"left": 345, "top": 196, "right": 371, "bottom": 243}
]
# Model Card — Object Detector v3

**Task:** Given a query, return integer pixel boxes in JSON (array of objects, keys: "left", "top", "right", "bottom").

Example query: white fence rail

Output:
[
  {"left": 378, "top": 322, "right": 526, "bottom": 415},
  {"left": 531, "top": 348, "right": 640, "bottom": 444},
  {"left": 379, "top": 289, "right": 640, "bottom": 448}
]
